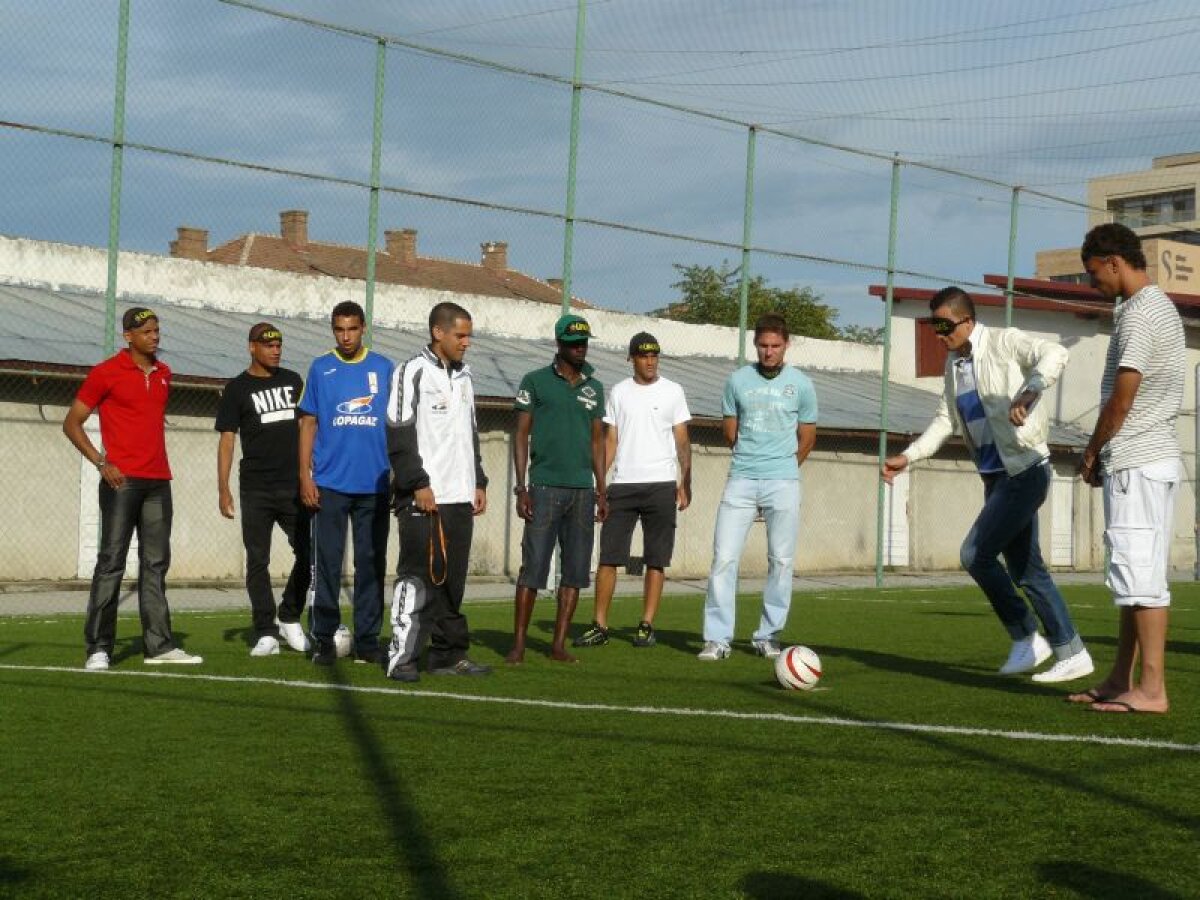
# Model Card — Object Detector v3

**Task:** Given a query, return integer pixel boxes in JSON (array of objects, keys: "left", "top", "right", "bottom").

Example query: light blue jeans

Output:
[{"left": 703, "top": 477, "right": 801, "bottom": 644}]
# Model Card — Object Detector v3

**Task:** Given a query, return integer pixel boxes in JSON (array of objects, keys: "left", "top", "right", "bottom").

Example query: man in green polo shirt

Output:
[{"left": 506, "top": 314, "right": 608, "bottom": 664}]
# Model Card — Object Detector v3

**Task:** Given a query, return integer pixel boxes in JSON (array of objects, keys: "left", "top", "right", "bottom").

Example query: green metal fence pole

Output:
[
  {"left": 875, "top": 154, "right": 902, "bottom": 587},
  {"left": 736, "top": 126, "right": 757, "bottom": 366},
  {"left": 1005, "top": 187, "right": 1020, "bottom": 328},
  {"left": 560, "top": 0, "right": 587, "bottom": 313},
  {"left": 104, "top": 0, "right": 131, "bottom": 356},
  {"left": 363, "top": 38, "right": 387, "bottom": 343}
]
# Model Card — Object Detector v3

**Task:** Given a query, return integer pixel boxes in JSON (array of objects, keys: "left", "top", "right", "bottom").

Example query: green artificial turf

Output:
[{"left": 1, "top": 584, "right": 1197, "bottom": 899}]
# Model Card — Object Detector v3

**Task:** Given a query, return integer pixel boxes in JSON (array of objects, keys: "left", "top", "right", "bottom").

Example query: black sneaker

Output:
[
  {"left": 387, "top": 662, "right": 420, "bottom": 683},
  {"left": 633, "top": 621, "right": 657, "bottom": 648},
  {"left": 311, "top": 642, "right": 337, "bottom": 666},
  {"left": 429, "top": 658, "right": 493, "bottom": 676},
  {"left": 572, "top": 622, "right": 609, "bottom": 647},
  {"left": 354, "top": 646, "right": 386, "bottom": 665}
]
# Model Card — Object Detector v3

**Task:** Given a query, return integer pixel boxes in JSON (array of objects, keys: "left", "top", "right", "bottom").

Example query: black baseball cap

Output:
[
  {"left": 628, "top": 331, "right": 661, "bottom": 356},
  {"left": 122, "top": 307, "right": 158, "bottom": 331},
  {"left": 249, "top": 322, "right": 283, "bottom": 343}
]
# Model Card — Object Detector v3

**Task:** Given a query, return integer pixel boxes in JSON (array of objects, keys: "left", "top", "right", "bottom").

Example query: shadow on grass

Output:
[
  {"left": 1038, "top": 860, "right": 1187, "bottom": 899},
  {"left": 741, "top": 872, "right": 864, "bottom": 899},
  {"left": 111, "top": 631, "right": 192, "bottom": 665},
  {"left": 1085, "top": 633, "right": 1200, "bottom": 658},
  {"left": 221, "top": 625, "right": 255, "bottom": 649},
  {"left": 315, "top": 662, "right": 462, "bottom": 900},
  {"left": 817, "top": 644, "right": 1059, "bottom": 696},
  {"left": 0, "top": 856, "right": 32, "bottom": 890}
]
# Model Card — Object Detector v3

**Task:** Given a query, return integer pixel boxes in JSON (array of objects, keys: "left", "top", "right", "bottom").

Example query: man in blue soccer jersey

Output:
[
  {"left": 298, "top": 301, "right": 394, "bottom": 665},
  {"left": 882, "top": 286, "right": 1092, "bottom": 683},
  {"left": 699, "top": 314, "right": 818, "bottom": 661}
]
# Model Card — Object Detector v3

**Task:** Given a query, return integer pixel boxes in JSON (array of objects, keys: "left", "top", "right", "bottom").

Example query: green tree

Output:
[
  {"left": 660, "top": 262, "right": 842, "bottom": 340},
  {"left": 840, "top": 324, "right": 885, "bottom": 345}
]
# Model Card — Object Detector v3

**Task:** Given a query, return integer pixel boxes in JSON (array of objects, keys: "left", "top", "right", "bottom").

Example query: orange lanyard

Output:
[{"left": 428, "top": 511, "right": 448, "bottom": 586}]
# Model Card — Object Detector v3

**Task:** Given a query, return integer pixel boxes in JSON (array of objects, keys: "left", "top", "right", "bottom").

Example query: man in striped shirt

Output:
[{"left": 1074, "top": 223, "right": 1185, "bottom": 715}]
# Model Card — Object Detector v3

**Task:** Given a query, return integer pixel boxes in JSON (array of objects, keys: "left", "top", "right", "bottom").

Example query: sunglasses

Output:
[{"left": 930, "top": 316, "right": 970, "bottom": 336}]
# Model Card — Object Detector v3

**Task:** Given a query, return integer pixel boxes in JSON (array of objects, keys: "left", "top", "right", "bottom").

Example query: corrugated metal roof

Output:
[{"left": 0, "top": 280, "right": 1088, "bottom": 445}]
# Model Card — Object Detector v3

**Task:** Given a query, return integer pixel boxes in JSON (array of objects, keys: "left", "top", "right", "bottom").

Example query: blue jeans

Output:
[
  {"left": 961, "top": 462, "right": 1083, "bottom": 657},
  {"left": 517, "top": 486, "right": 596, "bottom": 590},
  {"left": 704, "top": 477, "right": 801, "bottom": 644}
]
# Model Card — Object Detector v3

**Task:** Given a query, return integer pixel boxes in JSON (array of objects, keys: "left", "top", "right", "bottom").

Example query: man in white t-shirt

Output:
[{"left": 574, "top": 332, "right": 691, "bottom": 648}]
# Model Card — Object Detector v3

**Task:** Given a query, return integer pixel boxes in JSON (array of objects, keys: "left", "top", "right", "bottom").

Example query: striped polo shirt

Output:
[{"left": 1101, "top": 283, "right": 1185, "bottom": 473}]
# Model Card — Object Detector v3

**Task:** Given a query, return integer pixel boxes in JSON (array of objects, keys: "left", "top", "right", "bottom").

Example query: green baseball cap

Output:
[{"left": 554, "top": 314, "right": 593, "bottom": 343}]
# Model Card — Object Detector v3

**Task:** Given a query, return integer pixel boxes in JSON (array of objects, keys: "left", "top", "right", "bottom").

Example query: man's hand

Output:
[
  {"left": 881, "top": 454, "right": 908, "bottom": 485},
  {"left": 300, "top": 474, "right": 321, "bottom": 510},
  {"left": 414, "top": 486, "right": 437, "bottom": 514},
  {"left": 516, "top": 488, "right": 533, "bottom": 521},
  {"left": 219, "top": 486, "right": 235, "bottom": 519},
  {"left": 1078, "top": 451, "right": 1102, "bottom": 487},
  {"left": 99, "top": 462, "right": 126, "bottom": 490},
  {"left": 473, "top": 488, "right": 487, "bottom": 516},
  {"left": 1009, "top": 389, "right": 1040, "bottom": 426},
  {"left": 677, "top": 483, "right": 692, "bottom": 511},
  {"left": 595, "top": 491, "right": 608, "bottom": 523}
]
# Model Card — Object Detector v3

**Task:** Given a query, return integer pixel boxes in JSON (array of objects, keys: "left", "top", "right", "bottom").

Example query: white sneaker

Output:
[
  {"left": 250, "top": 635, "right": 280, "bottom": 657},
  {"left": 998, "top": 632, "right": 1052, "bottom": 675},
  {"left": 697, "top": 641, "right": 732, "bottom": 661},
  {"left": 278, "top": 620, "right": 311, "bottom": 653},
  {"left": 750, "top": 638, "right": 782, "bottom": 659},
  {"left": 1032, "top": 648, "right": 1095, "bottom": 683},
  {"left": 144, "top": 648, "right": 204, "bottom": 665},
  {"left": 84, "top": 651, "right": 110, "bottom": 671}
]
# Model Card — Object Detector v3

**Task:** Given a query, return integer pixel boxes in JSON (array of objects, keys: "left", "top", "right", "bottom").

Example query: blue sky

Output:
[{"left": 4, "top": 0, "right": 1199, "bottom": 329}]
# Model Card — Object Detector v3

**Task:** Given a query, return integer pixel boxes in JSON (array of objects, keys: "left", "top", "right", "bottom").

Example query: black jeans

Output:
[
  {"left": 241, "top": 487, "right": 311, "bottom": 639},
  {"left": 388, "top": 502, "right": 474, "bottom": 670},
  {"left": 85, "top": 478, "right": 174, "bottom": 657}
]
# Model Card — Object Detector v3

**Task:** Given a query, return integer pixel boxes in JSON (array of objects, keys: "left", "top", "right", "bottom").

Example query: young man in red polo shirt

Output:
[{"left": 63, "top": 307, "right": 203, "bottom": 670}]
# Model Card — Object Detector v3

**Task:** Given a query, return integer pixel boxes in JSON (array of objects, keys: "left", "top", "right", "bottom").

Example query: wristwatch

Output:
[
  {"left": 94, "top": 454, "right": 107, "bottom": 472},
  {"left": 513, "top": 484, "right": 527, "bottom": 496}
]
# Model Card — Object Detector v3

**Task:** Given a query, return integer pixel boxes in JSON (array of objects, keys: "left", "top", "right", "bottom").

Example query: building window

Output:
[
  {"left": 915, "top": 319, "right": 949, "bottom": 377},
  {"left": 1108, "top": 189, "right": 1195, "bottom": 228}
]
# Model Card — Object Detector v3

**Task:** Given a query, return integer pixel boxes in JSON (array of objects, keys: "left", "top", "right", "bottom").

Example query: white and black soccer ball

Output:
[
  {"left": 333, "top": 625, "right": 353, "bottom": 659},
  {"left": 775, "top": 645, "right": 821, "bottom": 691}
]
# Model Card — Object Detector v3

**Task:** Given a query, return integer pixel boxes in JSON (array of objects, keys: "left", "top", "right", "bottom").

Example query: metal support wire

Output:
[
  {"left": 1005, "top": 187, "right": 1021, "bottom": 328},
  {"left": 364, "top": 38, "right": 387, "bottom": 343},
  {"left": 737, "top": 126, "right": 757, "bottom": 366},
  {"left": 560, "top": 0, "right": 587, "bottom": 314},
  {"left": 104, "top": 0, "right": 131, "bottom": 358},
  {"left": 875, "top": 154, "right": 902, "bottom": 587}
]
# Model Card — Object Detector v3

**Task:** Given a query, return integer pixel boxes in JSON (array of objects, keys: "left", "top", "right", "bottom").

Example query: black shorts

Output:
[{"left": 598, "top": 481, "right": 677, "bottom": 570}]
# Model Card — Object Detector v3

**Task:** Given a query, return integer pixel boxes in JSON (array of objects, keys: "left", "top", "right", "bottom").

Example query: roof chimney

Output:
[
  {"left": 386, "top": 228, "right": 418, "bottom": 266},
  {"left": 481, "top": 241, "right": 508, "bottom": 272},
  {"left": 280, "top": 210, "right": 309, "bottom": 248},
  {"left": 169, "top": 226, "right": 209, "bottom": 261}
]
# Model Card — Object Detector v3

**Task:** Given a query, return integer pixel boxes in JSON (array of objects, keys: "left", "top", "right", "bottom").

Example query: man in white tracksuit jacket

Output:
[
  {"left": 383, "top": 302, "right": 491, "bottom": 683},
  {"left": 882, "top": 286, "right": 1094, "bottom": 684}
]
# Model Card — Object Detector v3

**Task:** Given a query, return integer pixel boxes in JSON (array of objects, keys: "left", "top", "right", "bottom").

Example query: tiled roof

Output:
[{"left": 204, "top": 233, "right": 580, "bottom": 307}]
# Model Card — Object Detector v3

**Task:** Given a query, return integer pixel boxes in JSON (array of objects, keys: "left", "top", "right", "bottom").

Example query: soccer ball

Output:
[
  {"left": 333, "top": 625, "right": 353, "bottom": 658},
  {"left": 775, "top": 645, "right": 821, "bottom": 691}
]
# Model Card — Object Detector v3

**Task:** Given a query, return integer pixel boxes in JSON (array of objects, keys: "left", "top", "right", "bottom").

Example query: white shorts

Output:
[{"left": 1103, "top": 458, "right": 1181, "bottom": 608}]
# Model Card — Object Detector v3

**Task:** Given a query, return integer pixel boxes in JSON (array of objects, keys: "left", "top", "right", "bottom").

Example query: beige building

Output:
[{"left": 1037, "top": 152, "right": 1200, "bottom": 294}]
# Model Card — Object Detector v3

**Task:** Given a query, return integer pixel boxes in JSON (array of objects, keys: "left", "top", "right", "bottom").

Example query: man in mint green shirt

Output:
[{"left": 699, "top": 313, "right": 818, "bottom": 661}]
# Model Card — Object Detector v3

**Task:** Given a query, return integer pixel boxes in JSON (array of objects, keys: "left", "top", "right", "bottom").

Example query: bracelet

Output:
[
  {"left": 94, "top": 454, "right": 107, "bottom": 471},
  {"left": 513, "top": 484, "right": 527, "bottom": 496}
]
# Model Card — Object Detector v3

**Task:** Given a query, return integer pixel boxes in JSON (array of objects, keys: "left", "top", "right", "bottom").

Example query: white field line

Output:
[{"left": 1, "top": 664, "right": 1197, "bottom": 754}]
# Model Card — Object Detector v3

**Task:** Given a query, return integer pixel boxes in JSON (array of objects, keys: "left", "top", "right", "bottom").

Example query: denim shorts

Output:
[{"left": 517, "top": 485, "right": 596, "bottom": 589}]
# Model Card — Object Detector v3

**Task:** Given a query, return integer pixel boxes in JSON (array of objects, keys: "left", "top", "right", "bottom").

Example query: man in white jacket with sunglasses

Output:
[{"left": 882, "top": 286, "right": 1092, "bottom": 683}]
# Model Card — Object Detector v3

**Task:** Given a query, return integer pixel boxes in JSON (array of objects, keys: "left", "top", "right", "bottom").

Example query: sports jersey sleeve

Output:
[
  {"left": 214, "top": 378, "right": 242, "bottom": 433},
  {"left": 297, "top": 360, "right": 321, "bottom": 417},
  {"left": 469, "top": 379, "right": 488, "bottom": 491},
  {"left": 386, "top": 357, "right": 430, "bottom": 497}
]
